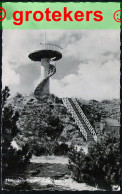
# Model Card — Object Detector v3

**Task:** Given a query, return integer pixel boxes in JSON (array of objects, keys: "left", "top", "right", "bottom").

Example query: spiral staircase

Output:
[{"left": 34, "top": 62, "right": 56, "bottom": 99}]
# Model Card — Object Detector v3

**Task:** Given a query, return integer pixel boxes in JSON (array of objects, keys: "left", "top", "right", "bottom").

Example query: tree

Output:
[
  {"left": 68, "top": 132, "right": 120, "bottom": 190},
  {"left": 2, "top": 87, "right": 32, "bottom": 180},
  {"left": 2, "top": 86, "right": 10, "bottom": 108}
]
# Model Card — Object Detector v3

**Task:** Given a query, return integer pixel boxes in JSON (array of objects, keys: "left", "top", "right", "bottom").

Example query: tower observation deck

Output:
[{"left": 28, "top": 44, "right": 62, "bottom": 99}]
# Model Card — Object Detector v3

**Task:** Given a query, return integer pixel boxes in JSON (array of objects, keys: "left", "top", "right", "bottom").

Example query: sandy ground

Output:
[
  {"left": 30, "top": 155, "right": 69, "bottom": 164},
  {"left": 5, "top": 155, "right": 101, "bottom": 191}
]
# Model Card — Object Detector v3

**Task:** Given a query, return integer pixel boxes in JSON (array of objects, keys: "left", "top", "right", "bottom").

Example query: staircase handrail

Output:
[
  {"left": 62, "top": 98, "right": 87, "bottom": 140},
  {"left": 72, "top": 98, "right": 97, "bottom": 142}
]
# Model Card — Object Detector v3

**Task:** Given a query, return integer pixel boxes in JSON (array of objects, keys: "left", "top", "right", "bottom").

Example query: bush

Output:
[
  {"left": 2, "top": 86, "right": 32, "bottom": 180},
  {"left": 101, "top": 100, "right": 110, "bottom": 104},
  {"left": 32, "top": 145, "right": 48, "bottom": 156},
  {"left": 55, "top": 96, "right": 63, "bottom": 104},
  {"left": 54, "top": 143, "right": 69, "bottom": 155},
  {"left": 68, "top": 132, "right": 120, "bottom": 190},
  {"left": 2, "top": 86, "right": 10, "bottom": 108},
  {"left": 16, "top": 92, "right": 23, "bottom": 98},
  {"left": 19, "top": 101, "right": 64, "bottom": 155}
]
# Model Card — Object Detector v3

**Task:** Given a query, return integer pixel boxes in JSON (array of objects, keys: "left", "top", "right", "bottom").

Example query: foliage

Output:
[
  {"left": 2, "top": 105, "right": 19, "bottom": 138},
  {"left": 54, "top": 143, "right": 69, "bottom": 155},
  {"left": 17, "top": 96, "right": 64, "bottom": 155},
  {"left": 68, "top": 132, "right": 120, "bottom": 190},
  {"left": 2, "top": 86, "right": 10, "bottom": 108},
  {"left": 55, "top": 96, "right": 63, "bottom": 104},
  {"left": 2, "top": 87, "right": 32, "bottom": 179},
  {"left": 101, "top": 99, "right": 112, "bottom": 104},
  {"left": 16, "top": 92, "right": 23, "bottom": 98}
]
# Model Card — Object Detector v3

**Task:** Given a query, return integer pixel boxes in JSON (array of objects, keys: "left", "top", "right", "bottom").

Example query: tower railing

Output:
[{"left": 40, "top": 43, "right": 62, "bottom": 53}]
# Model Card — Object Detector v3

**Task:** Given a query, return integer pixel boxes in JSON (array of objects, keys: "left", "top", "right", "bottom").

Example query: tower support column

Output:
[
  {"left": 41, "top": 58, "right": 50, "bottom": 79},
  {"left": 41, "top": 58, "right": 50, "bottom": 94}
]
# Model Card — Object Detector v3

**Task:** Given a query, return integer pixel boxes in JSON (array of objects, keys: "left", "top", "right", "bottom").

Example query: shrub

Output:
[
  {"left": 2, "top": 87, "right": 32, "bottom": 180},
  {"left": 54, "top": 143, "right": 69, "bottom": 155},
  {"left": 32, "top": 145, "right": 48, "bottom": 156},
  {"left": 16, "top": 92, "right": 23, "bottom": 98},
  {"left": 2, "top": 86, "right": 10, "bottom": 108},
  {"left": 55, "top": 96, "right": 63, "bottom": 104},
  {"left": 68, "top": 132, "right": 120, "bottom": 190},
  {"left": 19, "top": 102, "right": 64, "bottom": 155}
]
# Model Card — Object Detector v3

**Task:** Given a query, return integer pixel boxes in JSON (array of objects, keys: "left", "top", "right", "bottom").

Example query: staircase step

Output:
[{"left": 63, "top": 98, "right": 96, "bottom": 142}]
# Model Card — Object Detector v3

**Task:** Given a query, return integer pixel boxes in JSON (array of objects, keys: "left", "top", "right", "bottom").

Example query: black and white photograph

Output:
[{"left": 2, "top": 29, "right": 120, "bottom": 191}]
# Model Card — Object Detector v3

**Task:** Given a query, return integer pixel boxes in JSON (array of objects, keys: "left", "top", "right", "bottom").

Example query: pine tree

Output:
[
  {"left": 68, "top": 132, "right": 120, "bottom": 190},
  {"left": 2, "top": 87, "right": 32, "bottom": 180},
  {"left": 2, "top": 86, "right": 10, "bottom": 108}
]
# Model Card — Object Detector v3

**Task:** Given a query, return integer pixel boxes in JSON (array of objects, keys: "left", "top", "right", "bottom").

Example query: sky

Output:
[{"left": 2, "top": 29, "right": 120, "bottom": 101}]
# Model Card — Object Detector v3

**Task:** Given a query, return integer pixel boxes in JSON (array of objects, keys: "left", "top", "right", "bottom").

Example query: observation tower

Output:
[
  {"left": 28, "top": 44, "right": 62, "bottom": 99},
  {"left": 28, "top": 41, "right": 97, "bottom": 143}
]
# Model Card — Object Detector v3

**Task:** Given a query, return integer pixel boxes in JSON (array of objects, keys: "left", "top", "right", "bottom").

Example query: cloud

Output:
[
  {"left": 50, "top": 59, "right": 120, "bottom": 100},
  {"left": 2, "top": 58, "right": 20, "bottom": 87},
  {"left": 64, "top": 30, "right": 120, "bottom": 63}
]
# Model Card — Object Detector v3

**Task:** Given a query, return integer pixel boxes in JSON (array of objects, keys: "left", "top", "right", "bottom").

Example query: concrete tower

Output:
[{"left": 28, "top": 44, "right": 62, "bottom": 99}]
